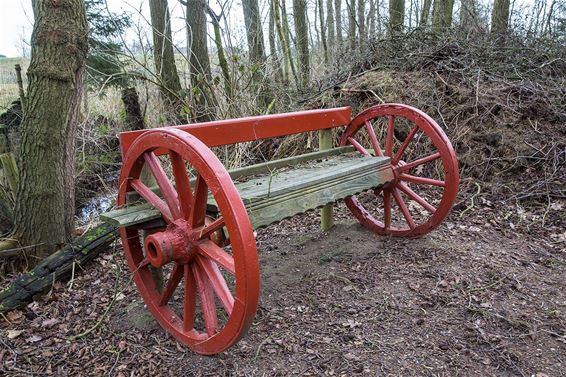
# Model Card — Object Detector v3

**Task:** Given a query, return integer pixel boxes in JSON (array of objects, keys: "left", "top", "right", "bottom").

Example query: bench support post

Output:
[{"left": 319, "top": 129, "right": 334, "bottom": 231}]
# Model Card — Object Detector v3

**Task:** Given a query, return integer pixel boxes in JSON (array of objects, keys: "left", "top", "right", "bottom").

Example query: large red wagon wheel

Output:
[
  {"left": 340, "top": 104, "right": 459, "bottom": 236},
  {"left": 118, "top": 128, "right": 259, "bottom": 355}
]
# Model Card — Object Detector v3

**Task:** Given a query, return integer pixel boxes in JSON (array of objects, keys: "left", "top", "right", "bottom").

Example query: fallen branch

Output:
[{"left": 0, "top": 223, "right": 118, "bottom": 314}]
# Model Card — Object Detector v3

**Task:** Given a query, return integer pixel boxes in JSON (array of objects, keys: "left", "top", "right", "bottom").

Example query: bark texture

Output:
[
  {"left": 327, "top": 0, "right": 335, "bottom": 52},
  {"left": 148, "top": 0, "right": 183, "bottom": 116},
  {"left": 347, "top": 0, "right": 357, "bottom": 49},
  {"left": 335, "top": 0, "right": 343, "bottom": 45},
  {"left": 419, "top": 0, "right": 433, "bottom": 27},
  {"left": 491, "top": 0, "right": 510, "bottom": 34},
  {"left": 242, "top": 0, "right": 272, "bottom": 107},
  {"left": 14, "top": 0, "right": 88, "bottom": 261},
  {"left": 121, "top": 87, "right": 145, "bottom": 131},
  {"left": 357, "top": 0, "right": 366, "bottom": 48},
  {"left": 389, "top": 0, "right": 405, "bottom": 33},
  {"left": 186, "top": 0, "right": 214, "bottom": 121},
  {"left": 432, "top": 0, "right": 454, "bottom": 31},
  {"left": 293, "top": 0, "right": 310, "bottom": 88},
  {"left": 318, "top": 0, "right": 329, "bottom": 63}
]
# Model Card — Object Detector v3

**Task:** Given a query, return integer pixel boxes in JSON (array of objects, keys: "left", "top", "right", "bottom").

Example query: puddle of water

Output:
[{"left": 77, "top": 195, "right": 114, "bottom": 224}]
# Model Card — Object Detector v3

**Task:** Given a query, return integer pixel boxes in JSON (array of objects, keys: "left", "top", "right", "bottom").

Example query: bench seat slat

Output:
[{"left": 101, "top": 154, "right": 393, "bottom": 230}]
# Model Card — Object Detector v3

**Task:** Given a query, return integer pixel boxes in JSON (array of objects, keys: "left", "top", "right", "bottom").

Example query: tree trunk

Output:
[
  {"left": 273, "top": 0, "right": 297, "bottom": 85},
  {"left": 121, "top": 87, "right": 145, "bottom": 131},
  {"left": 335, "top": 0, "right": 343, "bottom": 46},
  {"left": 432, "top": 0, "right": 454, "bottom": 32},
  {"left": 148, "top": 0, "right": 183, "bottom": 118},
  {"left": 460, "top": 0, "right": 479, "bottom": 31},
  {"left": 357, "top": 0, "right": 366, "bottom": 49},
  {"left": 207, "top": 9, "right": 232, "bottom": 100},
  {"left": 389, "top": 0, "right": 405, "bottom": 33},
  {"left": 269, "top": 1, "right": 284, "bottom": 80},
  {"left": 347, "top": 0, "right": 357, "bottom": 50},
  {"left": 318, "top": 0, "right": 329, "bottom": 63},
  {"left": 186, "top": 0, "right": 214, "bottom": 121},
  {"left": 293, "top": 0, "right": 310, "bottom": 88},
  {"left": 491, "top": 0, "right": 510, "bottom": 34},
  {"left": 242, "top": 0, "right": 272, "bottom": 108},
  {"left": 368, "top": 0, "right": 376, "bottom": 37},
  {"left": 327, "top": 0, "right": 335, "bottom": 53},
  {"left": 419, "top": 0, "right": 433, "bottom": 27},
  {"left": 13, "top": 0, "right": 88, "bottom": 263}
]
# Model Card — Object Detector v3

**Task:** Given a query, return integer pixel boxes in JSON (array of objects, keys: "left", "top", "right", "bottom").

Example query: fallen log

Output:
[{"left": 0, "top": 223, "right": 118, "bottom": 314}]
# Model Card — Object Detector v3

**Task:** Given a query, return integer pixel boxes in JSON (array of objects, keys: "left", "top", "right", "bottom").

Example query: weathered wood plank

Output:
[{"left": 103, "top": 154, "right": 393, "bottom": 230}]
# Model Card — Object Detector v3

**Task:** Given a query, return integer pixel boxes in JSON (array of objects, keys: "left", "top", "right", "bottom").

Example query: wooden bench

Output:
[{"left": 101, "top": 104, "right": 459, "bottom": 355}]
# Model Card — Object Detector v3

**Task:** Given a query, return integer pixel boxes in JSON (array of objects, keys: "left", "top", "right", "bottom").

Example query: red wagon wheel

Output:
[
  {"left": 340, "top": 104, "right": 459, "bottom": 236},
  {"left": 118, "top": 128, "right": 259, "bottom": 355}
]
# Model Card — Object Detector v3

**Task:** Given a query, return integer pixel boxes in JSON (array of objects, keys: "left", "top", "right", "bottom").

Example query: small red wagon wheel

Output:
[
  {"left": 340, "top": 104, "right": 459, "bottom": 236},
  {"left": 118, "top": 128, "right": 259, "bottom": 355}
]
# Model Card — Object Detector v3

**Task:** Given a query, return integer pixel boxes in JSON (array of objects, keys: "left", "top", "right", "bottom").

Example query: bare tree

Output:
[
  {"left": 335, "top": 0, "right": 343, "bottom": 46},
  {"left": 149, "top": 0, "right": 183, "bottom": 116},
  {"left": 419, "top": 0, "right": 433, "bottom": 27},
  {"left": 327, "top": 0, "right": 336, "bottom": 53},
  {"left": 357, "top": 0, "right": 366, "bottom": 48},
  {"left": 491, "top": 0, "right": 510, "bottom": 34},
  {"left": 389, "top": 0, "right": 405, "bottom": 33},
  {"left": 432, "top": 0, "right": 454, "bottom": 31},
  {"left": 347, "top": 0, "right": 357, "bottom": 49},
  {"left": 293, "top": 0, "right": 310, "bottom": 88},
  {"left": 318, "top": 0, "right": 329, "bottom": 63}
]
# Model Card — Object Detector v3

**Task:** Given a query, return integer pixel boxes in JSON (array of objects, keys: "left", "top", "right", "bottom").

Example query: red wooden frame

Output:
[{"left": 119, "top": 107, "right": 352, "bottom": 157}]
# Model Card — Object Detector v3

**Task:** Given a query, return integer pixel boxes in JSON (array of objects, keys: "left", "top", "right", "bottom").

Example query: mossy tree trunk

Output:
[
  {"left": 419, "top": 0, "right": 433, "bottom": 27},
  {"left": 335, "top": 0, "right": 343, "bottom": 47},
  {"left": 13, "top": 0, "right": 88, "bottom": 264},
  {"left": 148, "top": 0, "right": 183, "bottom": 119},
  {"left": 431, "top": 0, "right": 454, "bottom": 32},
  {"left": 293, "top": 0, "right": 310, "bottom": 88},
  {"left": 347, "top": 0, "right": 357, "bottom": 50},
  {"left": 242, "top": 0, "right": 272, "bottom": 108},
  {"left": 207, "top": 8, "right": 232, "bottom": 100},
  {"left": 357, "top": 0, "right": 366, "bottom": 49},
  {"left": 186, "top": 0, "right": 215, "bottom": 121},
  {"left": 491, "top": 0, "right": 510, "bottom": 34},
  {"left": 326, "top": 0, "right": 335, "bottom": 54},
  {"left": 389, "top": 0, "right": 405, "bottom": 34},
  {"left": 318, "top": 0, "right": 329, "bottom": 63}
]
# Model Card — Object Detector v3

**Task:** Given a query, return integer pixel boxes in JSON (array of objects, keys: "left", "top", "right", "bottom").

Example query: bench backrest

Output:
[{"left": 118, "top": 107, "right": 352, "bottom": 157}]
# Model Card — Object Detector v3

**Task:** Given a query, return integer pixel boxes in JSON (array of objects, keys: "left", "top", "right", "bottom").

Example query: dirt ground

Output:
[{"left": 1, "top": 195, "right": 564, "bottom": 376}]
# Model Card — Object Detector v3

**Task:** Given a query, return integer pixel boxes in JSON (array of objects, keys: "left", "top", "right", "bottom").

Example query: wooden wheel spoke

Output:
[
  {"left": 365, "top": 121, "right": 384, "bottom": 157},
  {"left": 158, "top": 263, "right": 183, "bottom": 306},
  {"left": 170, "top": 151, "right": 193, "bottom": 219},
  {"left": 130, "top": 179, "right": 173, "bottom": 223},
  {"left": 137, "top": 258, "right": 150, "bottom": 270},
  {"left": 383, "top": 189, "right": 392, "bottom": 230},
  {"left": 190, "top": 175, "right": 208, "bottom": 228},
  {"left": 385, "top": 115, "right": 395, "bottom": 157},
  {"left": 399, "top": 173, "right": 445, "bottom": 187},
  {"left": 197, "top": 256, "right": 234, "bottom": 315},
  {"left": 347, "top": 136, "right": 370, "bottom": 156},
  {"left": 183, "top": 264, "right": 196, "bottom": 332},
  {"left": 393, "top": 125, "right": 419, "bottom": 165},
  {"left": 144, "top": 152, "right": 181, "bottom": 219},
  {"left": 398, "top": 182, "right": 436, "bottom": 213},
  {"left": 192, "top": 263, "right": 218, "bottom": 336},
  {"left": 399, "top": 152, "right": 441, "bottom": 173},
  {"left": 197, "top": 240, "right": 235, "bottom": 275},
  {"left": 198, "top": 217, "right": 225, "bottom": 240},
  {"left": 392, "top": 188, "right": 416, "bottom": 229}
]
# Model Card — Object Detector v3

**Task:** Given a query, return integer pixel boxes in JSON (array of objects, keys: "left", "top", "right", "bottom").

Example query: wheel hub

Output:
[{"left": 144, "top": 220, "right": 199, "bottom": 267}]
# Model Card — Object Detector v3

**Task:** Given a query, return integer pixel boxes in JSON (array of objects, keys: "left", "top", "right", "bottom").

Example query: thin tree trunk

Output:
[
  {"left": 460, "top": 0, "right": 479, "bottom": 31},
  {"left": 186, "top": 0, "right": 214, "bottom": 121},
  {"left": 327, "top": 0, "right": 335, "bottom": 54},
  {"left": 368, "top": 0, "right": 376, "bottom": 37},
  {"left": 207, "top": 9, "right": 232, "bottom": 100},
  {"left": 419, "top": 0, "right": 433, "bottom": 27},
  {"left": 389, "top": 0, "right": 405, "bottom": 33},
  {"left": 357, "top": 0, "right": 366, "bottom": 49},
  {"left": 318, "top": 0, "right": 329, "bottom": 63},
  {"left": 242, "top": 0, "right": 272, "bottom": 108},
  {"left": 293, "top": 0, "right": 310, "bottom": 88},
  {"left": 335, "top": 0, "right": 343, "bottom": 46},
  {"left": 347, "top": 0, "right": 357, "bottom": 50},
  {"left": 491, "top": 0, "right": 510, "bottom": 34},
  {"left": 149, "top": 0, "right": 183, "bottom": 118},
  {"left": 432, "top": 0, "right": 454, "bottom": 32},
  {"left": 273, "top": 0, "right": 297, "bottom": 85},
  {"left": 14, "top": 0, "right": 88, "bottom": 262},
  {"left": 269, "top": 1, "right": 284, "bottom": 79}
]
